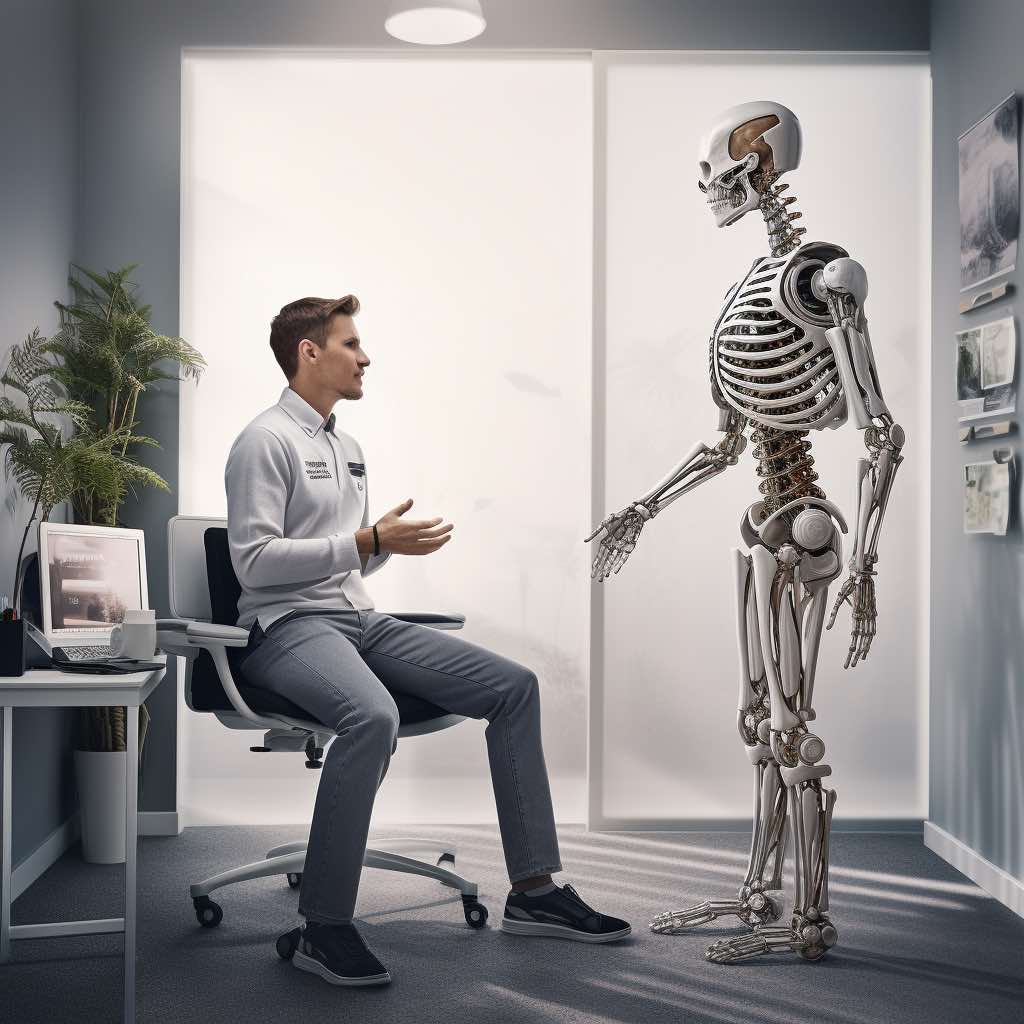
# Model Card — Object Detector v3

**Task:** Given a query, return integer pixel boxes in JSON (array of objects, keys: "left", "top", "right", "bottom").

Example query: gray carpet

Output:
[{"left": 5, "top": 825, "right": 1024, "bottom": 1023}]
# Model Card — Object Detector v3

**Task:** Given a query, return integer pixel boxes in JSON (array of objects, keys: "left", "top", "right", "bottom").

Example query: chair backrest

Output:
[
  {"left": 168, "top": 515, "right": 249, "bottom": 714},
  {"left": 168, "top": 515, "right": 224, "bottom": 622},
  {"left": 204, "top": 527, "right": 244, "bottom": 627}
]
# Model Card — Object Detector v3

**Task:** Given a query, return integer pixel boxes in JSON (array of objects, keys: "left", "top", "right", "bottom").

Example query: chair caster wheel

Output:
[
  {"left": 276, "top": 926, "right": 301, "bottom": 960},
  {"left": 286, "top": 872, "right": 303, "bottom": 889},
  {"left": 194, "top": 895, "right": 223, "bottom": 928},
  {"left": 462, "top": 896, "right": 488, "bottom": 929}
]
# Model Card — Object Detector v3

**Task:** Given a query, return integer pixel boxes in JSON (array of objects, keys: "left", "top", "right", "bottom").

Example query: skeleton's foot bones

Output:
[
  {"left": 705, "top": 911, "right": 838, "bottom": 964},
  {"left": 650, "top": 886, "right": 783, "bottom": 934}
]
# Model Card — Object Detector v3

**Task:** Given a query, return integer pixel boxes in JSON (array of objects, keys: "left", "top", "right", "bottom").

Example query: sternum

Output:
[{"left": 750, "top": 425, "right": 826, "bottom": 517}]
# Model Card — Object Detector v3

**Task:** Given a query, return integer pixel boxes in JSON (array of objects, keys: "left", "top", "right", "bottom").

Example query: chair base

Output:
[{"left": 189, "top": 837, "right": 478, "bottom": 901}]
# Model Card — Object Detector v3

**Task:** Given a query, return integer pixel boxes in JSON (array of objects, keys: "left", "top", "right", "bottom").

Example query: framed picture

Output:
[
  {"left": 956, "top": 316, "right": 1016, "bottom": 421},
  {"left": 959, "top": 94, "right": 1019, "bottom": 292}
]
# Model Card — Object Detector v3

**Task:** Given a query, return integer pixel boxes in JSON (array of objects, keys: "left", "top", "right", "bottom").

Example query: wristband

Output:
[{"left": 372, "top": 524, "right": 380, "bottom": 557}]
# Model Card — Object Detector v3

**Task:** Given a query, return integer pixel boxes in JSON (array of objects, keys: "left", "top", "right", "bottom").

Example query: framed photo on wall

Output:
[
  {"left": 956, "top": 316, "right": 1017, "bottom": 420},
  {"left": 959, "top": 93, "right": 1019, "bottom": 292}
]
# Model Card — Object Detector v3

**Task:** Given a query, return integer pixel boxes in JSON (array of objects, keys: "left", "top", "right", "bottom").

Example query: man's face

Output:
[{"left": 297, "top": 314, "right": 369, "bottom": 400}]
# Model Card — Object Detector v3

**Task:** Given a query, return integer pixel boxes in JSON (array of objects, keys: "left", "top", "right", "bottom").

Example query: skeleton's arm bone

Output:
[
  {"left": 818, "top": 258, "right": 890, "bottom": 428},
  {"left": 635, "top": 416, "right": 747, "bottom": 517},
  {"left": 816, "top": 258, "right": 905, "bottom": 573}
]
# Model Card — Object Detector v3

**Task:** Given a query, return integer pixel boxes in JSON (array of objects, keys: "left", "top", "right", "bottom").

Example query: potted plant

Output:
[
  {"left": 1, "top": 327, "right": 153, "bottom": 861},
  {"left": 1, "top": 264, "right": 204, "bottom": 862}
]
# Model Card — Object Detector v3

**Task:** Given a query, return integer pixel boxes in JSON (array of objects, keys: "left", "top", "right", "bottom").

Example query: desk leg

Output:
[
  {"left": 1, "top": 706, "right": 11, "bottom": 963},
  {"left": 124, "top": 707, "right": 138, "bottom": 1023}
]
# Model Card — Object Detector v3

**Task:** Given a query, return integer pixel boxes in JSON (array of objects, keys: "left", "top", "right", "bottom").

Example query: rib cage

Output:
[
  {"left": 712, "top": 253, "right": 844, "bottom": 432},
  {"left": 709, "top": 238, "right": 852, "bottom": 515}
]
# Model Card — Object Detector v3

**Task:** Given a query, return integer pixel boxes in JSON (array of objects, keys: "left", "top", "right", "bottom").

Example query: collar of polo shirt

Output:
[{"left": 278, "top": 387, "right": 336, "bottom": 437}]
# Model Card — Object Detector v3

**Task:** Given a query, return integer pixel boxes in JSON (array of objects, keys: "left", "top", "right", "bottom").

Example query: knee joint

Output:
[
  {"left": 363, "top": 705, "right": 400, "bottom": 746},
  {"left": 508, "top": 669, "right": 539, "bottom": 707},
  {"left": 770, "top": 729, "right": 828, "bottom": 770}
]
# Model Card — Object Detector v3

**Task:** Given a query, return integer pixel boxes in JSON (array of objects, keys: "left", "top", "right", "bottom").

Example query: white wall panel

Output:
[
  {"left": 180, "top": 53, "right": 592, "bottom": 825},
  {"left": 595, "top": 55, "right": 930, "bottom": 824}
]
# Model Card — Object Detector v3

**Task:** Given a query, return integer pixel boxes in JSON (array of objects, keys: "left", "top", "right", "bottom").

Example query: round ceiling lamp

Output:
[{"left": 385, "top": 1, "right": 486, "bottom": 45}]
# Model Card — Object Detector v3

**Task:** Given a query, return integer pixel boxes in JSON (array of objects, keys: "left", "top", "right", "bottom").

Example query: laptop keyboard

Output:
[{"left": 60, "top": 645, "right": 116, "bottom": 661}]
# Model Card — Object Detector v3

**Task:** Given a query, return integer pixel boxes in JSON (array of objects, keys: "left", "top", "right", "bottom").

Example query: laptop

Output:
[{"left": 27, "top": 522, "right": 149, "bottom": 663}]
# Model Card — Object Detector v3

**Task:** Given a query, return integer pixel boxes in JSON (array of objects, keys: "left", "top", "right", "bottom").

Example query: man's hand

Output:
[
  {"left": 374, "top": 498, "right": 453, "bottom": 555},
  {"left": 826, "top": 570, "right": 877, "bottom": 669}
]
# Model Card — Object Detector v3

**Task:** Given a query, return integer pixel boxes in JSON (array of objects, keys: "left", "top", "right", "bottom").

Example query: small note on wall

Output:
[
  {"left": 963, "top": 457, "right": 1012, "bottom": 535},
  {"left": 956, "top": 316, "right": 1016, "bottom": 421}
]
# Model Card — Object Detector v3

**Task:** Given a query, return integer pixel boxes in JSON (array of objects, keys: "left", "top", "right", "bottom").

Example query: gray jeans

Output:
[{"left": 238, "top": 608, "right": 562, "bottom": 924}]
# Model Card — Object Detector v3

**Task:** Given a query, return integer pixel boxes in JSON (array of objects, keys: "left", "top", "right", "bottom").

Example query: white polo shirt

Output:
[{"left": 225, "top": 387, "right": 391, "bottom": 630}]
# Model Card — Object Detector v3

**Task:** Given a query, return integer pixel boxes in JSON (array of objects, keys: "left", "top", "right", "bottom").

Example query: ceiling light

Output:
[{"left": 385, "top": 1, "right": 486, "bottom": 45}]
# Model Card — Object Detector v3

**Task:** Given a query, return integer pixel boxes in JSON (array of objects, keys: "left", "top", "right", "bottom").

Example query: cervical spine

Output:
[{"left": 758, "top": 174, "right": 806, "bottom": 257}]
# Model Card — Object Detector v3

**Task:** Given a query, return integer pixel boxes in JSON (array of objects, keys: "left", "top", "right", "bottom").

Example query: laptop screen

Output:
[{"left": 44, "top": 530, "right": 145, "bottom": 633}]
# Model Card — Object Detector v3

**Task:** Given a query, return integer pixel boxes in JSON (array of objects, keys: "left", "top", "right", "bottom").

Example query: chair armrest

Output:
[
  {"left": 155, "top": 618, "right": 192, "bottom": 631},
  {"left": 157, "top": 619, "right": 195, "bottom": 656},
  {"left": 186, "top": 621, "right": 251, "bottom": 648},
  {"left": 386, "top": 612, "right": 466, "bottom": 631}
]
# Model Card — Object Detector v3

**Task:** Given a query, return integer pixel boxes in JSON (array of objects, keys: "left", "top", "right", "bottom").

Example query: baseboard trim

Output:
[
  {"left": 139, "top": 811, "right": 180, "bottom": 836},
  {"left": 924, "top": 820, "right": 1024, "bottom": 919},
  {"left": 13, "top": 811, "right": 180, "bottom": 900},
  {"left": 12, "top": 813, "right": 80, "bottom": 902},
  {"left": 591, "top": 816, "right": 923, "bottom": 834}
]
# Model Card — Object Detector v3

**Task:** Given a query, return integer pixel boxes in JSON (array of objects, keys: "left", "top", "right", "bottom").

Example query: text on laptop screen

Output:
[{"left": 46, "top": 532, "right": 143, "bottom": 630}]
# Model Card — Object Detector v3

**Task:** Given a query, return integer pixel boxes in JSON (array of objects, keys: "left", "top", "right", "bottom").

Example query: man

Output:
[{"left": 225, "top": 295, "right": 630, "bottom": 987}]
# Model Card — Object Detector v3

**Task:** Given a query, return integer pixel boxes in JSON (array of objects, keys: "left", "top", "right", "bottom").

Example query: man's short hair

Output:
[{"left": 269, "top": 294, "right": 360, "bottom": 378}]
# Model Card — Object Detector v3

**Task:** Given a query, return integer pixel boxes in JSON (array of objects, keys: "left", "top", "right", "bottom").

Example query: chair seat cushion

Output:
[{"left": 189, "top": 649, "right": 452, "bottom": 726}]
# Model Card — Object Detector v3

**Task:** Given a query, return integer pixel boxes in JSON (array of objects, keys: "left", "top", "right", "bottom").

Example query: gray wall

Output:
[
  {"left": 1, "top": 0, "right": 79, "bottom": 867},
  {"left": 929, "top": 0, "right": 1024, "bottom": 884}
]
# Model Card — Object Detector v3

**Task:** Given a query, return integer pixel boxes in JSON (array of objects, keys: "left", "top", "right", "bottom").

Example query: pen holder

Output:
[{"left": 0, "top": 619, "right": 26, "bottom": 677}]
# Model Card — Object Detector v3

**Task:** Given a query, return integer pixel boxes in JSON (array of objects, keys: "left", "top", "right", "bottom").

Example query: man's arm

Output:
[
  {"left": 351, "top": 450, "right": 391, "bottom": 578},
  {"left": 226, "top": 427, "right": 363, "bottom": 588}
]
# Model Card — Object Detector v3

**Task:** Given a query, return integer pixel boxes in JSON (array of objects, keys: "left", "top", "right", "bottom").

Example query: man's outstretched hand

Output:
[{"left": 375, "top": 498, "right": 453, "bottom": 555}]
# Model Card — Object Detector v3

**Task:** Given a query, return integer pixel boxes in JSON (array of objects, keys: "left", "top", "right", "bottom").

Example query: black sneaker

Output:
[
  {"left": 501, "top": 883, "right": 631, "bottom": 943},
  {"left": 292, "top": 921, "right": 391, "bottom": 986}
]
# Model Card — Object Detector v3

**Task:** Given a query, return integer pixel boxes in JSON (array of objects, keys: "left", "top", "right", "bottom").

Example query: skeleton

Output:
[{"left": 586, "top": 101, "right": 905, "bottom": 963}]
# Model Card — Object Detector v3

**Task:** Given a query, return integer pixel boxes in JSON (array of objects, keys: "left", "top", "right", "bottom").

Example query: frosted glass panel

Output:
[
  {"left": 598, "top": 56, "right": 930, "bottom": 823},
  {"left": 180, "top": 54, "right": 592, "bottom": 824}
]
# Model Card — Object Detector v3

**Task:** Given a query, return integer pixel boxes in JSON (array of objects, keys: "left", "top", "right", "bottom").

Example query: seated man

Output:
[{"left": 225, "top": 294, "right": 630, "bottom": 987}]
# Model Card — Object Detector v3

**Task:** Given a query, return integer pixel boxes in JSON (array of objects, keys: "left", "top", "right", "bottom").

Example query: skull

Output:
[{"left": 697, "top": 101, "right": 802, "bottom": 227}]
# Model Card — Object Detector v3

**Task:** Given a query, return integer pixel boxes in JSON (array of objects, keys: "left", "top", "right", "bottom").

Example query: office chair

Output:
[{"left": 156, "top": 515, "right": 488, "bottom": 944}]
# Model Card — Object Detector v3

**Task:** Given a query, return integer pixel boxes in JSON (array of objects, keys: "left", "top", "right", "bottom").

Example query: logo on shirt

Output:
[{"left": 304, "top": 458, "right": 332, "bottom": 481}]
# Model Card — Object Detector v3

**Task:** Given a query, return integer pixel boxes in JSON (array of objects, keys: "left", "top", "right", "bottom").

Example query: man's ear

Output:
[{"left": 297, "top": 338, "right": 317, "bottom": 367}]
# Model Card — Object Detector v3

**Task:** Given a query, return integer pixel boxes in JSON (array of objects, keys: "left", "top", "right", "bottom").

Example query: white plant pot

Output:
[{"left": 74, "top": 749, "right": 126, "bottom": 864}]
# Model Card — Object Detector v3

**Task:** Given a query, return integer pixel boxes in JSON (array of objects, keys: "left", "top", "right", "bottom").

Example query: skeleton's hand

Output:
[
  {"left": 826, "top": 571, "right": 877, "bottom": 669},
  {"left": 584, "top": 502, "right": 653, "bottom": 582}
]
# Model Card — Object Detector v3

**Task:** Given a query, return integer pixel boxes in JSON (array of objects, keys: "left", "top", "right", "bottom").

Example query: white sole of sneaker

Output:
[
  {"left": 500, "top": 918, "right": 632, "bottom": 943},
  {"left": 292, "top": 949, "right": 391, "bottom": 986}
]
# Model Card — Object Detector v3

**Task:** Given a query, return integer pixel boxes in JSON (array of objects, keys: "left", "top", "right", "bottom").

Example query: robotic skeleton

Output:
[{"left": 587, "top": 101, "right": 905, "bottom": 963}]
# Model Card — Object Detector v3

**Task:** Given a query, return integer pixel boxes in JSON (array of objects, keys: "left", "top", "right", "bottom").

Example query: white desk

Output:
[{"left": 0, "top": 659, "right": 166, "bottom": 1024}]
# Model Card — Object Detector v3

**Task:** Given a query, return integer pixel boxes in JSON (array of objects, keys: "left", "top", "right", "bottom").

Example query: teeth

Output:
[{"left": 706, "top": 180, "right": 745, "bottom": 210}]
